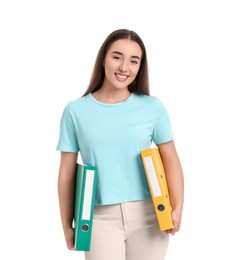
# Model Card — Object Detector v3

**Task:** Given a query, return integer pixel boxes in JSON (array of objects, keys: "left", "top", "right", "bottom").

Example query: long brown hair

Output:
[{"left": 82, "top": 29, "right": 149, "bottom": 96}]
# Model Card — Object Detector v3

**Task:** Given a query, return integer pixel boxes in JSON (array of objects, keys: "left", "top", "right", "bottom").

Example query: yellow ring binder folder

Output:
[{"left": 140, "top": 148, "right": 174, "bottom": 231}]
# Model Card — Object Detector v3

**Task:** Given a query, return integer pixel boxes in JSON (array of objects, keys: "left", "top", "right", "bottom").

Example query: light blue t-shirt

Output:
[{"left": 56, "top": 92, "right": 174, "bottom": 205}]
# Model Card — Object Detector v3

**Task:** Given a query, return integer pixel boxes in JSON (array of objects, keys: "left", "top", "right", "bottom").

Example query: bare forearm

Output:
[
  {"left": 157, "top": 141, "right": 184, "bottom": 211},
  {"left": 58, "top": 171, "right": 75, "bottom": 231},
  {"left": 157, "top": 141, "right": 184, "bottom": 234},
  {"left": 57, "top": 152, "right": 78, "bottom": 233},
  {"left": 164, "top": 155, "right": 184, "bottom": 211}
]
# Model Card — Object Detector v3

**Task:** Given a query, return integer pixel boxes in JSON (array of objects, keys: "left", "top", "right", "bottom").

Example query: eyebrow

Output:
[{"left": 111, "top": 51, "right": 141, "bottom": 60}]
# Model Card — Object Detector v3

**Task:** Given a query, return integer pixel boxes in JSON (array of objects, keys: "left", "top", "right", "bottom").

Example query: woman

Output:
[{"left": 57, "top": 29, "right": 184, "bottom": 260}]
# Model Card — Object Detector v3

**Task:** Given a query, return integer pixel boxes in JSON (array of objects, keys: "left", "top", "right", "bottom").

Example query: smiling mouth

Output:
[{"left": 115, "top": 73, "right": 129, "bottom": 81}]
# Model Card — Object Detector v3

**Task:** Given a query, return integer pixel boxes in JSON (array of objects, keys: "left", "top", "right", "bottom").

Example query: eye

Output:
[
  {"left": 113, "top": 56, "right": 121, "bottom": 60},
  {"left": 131, "top": 60, "right": 139, "bottom": 65}
]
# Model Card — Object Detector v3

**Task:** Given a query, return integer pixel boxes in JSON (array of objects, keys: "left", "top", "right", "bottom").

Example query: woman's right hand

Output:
[{"left": 64, "top": 227, "right": 75, "bottom": 250}]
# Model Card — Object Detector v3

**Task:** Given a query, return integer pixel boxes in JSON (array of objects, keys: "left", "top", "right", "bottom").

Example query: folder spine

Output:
[
  {"left": 74, "top": 164, "right": 98, "bottom": 251},
  {"left": 140, "top": 148, "right": 174, "bottom": 231}
]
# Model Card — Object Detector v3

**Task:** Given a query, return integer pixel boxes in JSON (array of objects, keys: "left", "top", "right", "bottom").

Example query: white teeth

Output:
[{"left": 116, "top": 74, "right": 127, "bottom": 79}]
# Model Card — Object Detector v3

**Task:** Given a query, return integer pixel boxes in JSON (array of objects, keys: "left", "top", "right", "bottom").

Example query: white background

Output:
[{"left": 1, "top": 0, "right": 239, "bottom": 259}]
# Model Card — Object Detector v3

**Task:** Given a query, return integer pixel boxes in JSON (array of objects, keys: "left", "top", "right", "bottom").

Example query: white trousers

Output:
[{"left": 84, "top": 198, "right": 169, "bottom": 260}]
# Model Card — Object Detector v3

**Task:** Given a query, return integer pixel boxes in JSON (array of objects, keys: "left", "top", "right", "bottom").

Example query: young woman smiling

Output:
[{"left": 57, "top": 29, "right": 184, "bottom": 260}]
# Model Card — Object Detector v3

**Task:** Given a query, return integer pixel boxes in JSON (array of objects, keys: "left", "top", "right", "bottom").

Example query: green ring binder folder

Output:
[{"left": 74, "top": 163, "right": 98, "bottom": 251}]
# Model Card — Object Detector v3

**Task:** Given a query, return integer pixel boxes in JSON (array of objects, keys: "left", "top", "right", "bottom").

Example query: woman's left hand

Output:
[{"left": 164, "top": 208, "right": 182, "bottom": 235}]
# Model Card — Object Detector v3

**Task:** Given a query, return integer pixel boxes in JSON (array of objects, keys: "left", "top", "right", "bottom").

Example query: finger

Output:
[
  {"left": 67, "top": 240, "right": 75, "bottom": 250},
  {"left": 164, "top": 229, "right": 171, "bottom": 234},
  {"left": 173, "top": 223, "right": 180, "bottom": 233}
]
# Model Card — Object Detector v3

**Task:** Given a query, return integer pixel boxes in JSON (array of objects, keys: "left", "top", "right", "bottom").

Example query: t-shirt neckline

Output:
[{"left": 88, "top": 92, "right": 134, "bottom": 107}]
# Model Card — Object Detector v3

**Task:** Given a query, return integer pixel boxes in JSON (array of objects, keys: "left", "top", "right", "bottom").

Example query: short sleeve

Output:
[
  {"left": 56, "top": 104, "right": 79, "bottom": 152},
  {"left": 152, "top": 98, "right": 174, "bottom": 144}
]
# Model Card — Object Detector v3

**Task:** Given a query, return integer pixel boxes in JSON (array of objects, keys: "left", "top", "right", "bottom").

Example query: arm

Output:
[
  {"left": 157, "top": 141, "right": 184, "bottom": 235},
  {"left": 58, "top": 152, "right": 78, "bottom": 250}
]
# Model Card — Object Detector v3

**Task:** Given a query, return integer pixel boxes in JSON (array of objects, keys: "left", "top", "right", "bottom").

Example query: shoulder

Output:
[
  {"left": 133, "top": 94, "right": 170, "bottom": 118},
  {"left": 65, "top": 94, "right": 89, "bottom": 111},
  {"left": 133, "top": 93, "right": 165, "bottom": 107}
]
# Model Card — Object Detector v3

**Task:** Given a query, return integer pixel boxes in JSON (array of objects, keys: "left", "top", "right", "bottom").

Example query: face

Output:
[{"left": 102, "top": 39, "right": 142, "bottom": 91}]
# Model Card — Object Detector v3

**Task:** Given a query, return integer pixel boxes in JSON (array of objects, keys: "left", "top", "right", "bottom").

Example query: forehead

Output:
[{"left": 108, "top": 39, "right": 142, "bottom": 57}]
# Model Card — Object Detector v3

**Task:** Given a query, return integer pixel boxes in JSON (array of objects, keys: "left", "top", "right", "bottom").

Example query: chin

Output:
[{"left": 113, "top": 85, "right": 129, "bottom": 90}]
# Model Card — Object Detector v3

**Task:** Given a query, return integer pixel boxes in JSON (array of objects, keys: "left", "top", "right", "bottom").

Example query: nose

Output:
[{"left": 118, "top": 60, "right": 128, "bottom": 73}]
